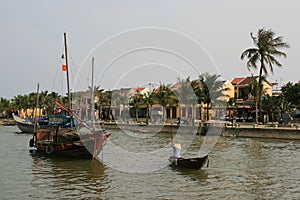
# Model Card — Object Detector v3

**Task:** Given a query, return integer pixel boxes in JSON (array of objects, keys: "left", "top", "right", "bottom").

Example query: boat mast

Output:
[
  {"left": 63, "top": 32, "right": 73, "bottom": 128},
  {"left": 33, "top": 83, "right": 39, "bottom": 133},
  {"left": 91, "top": 57, "right": 96, "bottom": 130}
]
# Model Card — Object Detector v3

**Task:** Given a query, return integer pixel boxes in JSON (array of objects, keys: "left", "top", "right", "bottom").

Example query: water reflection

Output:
[
  {"left": 30, "top": 155, "right": 109, "bottom": 199},
  {"left": 170, "top": 165, "right": 209, "bottom": 180}
]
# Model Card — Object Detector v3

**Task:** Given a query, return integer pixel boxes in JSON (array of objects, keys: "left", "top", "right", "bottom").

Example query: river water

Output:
[{"left": 0, "top": 125, "right": 299, "bottom": 199}]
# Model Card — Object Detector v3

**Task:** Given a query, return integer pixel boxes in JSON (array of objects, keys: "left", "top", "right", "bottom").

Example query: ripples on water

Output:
[{"left": 0, "top": 126, "right": 299, "bottom": 199}]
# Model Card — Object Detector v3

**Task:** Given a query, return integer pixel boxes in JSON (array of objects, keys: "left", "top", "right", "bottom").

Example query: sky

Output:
[{"left": 0, "top": 0, "right": 299, "bottom": 99}]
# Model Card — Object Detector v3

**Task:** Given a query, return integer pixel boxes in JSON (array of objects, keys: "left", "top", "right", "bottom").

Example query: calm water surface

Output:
[{"left": 0, "top": 125, "right": 299, "bottom": 199}]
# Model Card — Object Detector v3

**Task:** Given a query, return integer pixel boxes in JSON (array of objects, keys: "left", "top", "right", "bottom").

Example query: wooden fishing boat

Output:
[
  {"left": 29, "top": 33, "right": 112, "bottom": 159},
  {"left": 169, "top": 155, "right": 209, "bottom": 170},
  {"left": 32, "top": 126, "right": 111, "bottom": 159},
  {"left": 30, "top": 102, "right": 111, "bottom": 159}
]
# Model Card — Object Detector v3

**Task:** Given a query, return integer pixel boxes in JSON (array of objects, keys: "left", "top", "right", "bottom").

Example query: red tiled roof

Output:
[
  {"left": 231, "top": 78, "right": 244, "bottom": 85},
  {"left": 231, "top": 76, "right": 260, "bottom": 86},
  {"left": 133, "top": 87, "right": 145, "bottom": 92},
  {"left": 238, "top": 76, "right": 256, "bottom": 85}
]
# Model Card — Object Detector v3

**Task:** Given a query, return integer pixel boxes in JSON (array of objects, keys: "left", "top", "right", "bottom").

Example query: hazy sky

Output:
[{"left": 0, "top": 0, "right": 299, "bottom": 99}]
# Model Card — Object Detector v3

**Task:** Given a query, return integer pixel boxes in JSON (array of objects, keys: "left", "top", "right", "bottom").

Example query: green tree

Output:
[
  {"left": 281, "top": 82, "right": 300, "bottom": 107},
  {"left": 45, "top": 91, "right": 61, "bottom": 115},
  {"left": 245, "top": 77, "right": 261, "bottom": 124},
  {"left": 262, "top": 94, "right": 281, "bottom": 124},
  {"left": 141, "top": 91, "right": 156, "bottom": 124},
  {"left": 129, "top": 91, "right": 144, "bottom": 122},
  {"left": 241, "top": 28, "right": 289, "bottom": 121},
  {"left": 173, "top": 77, "right": 197, "bottom": 124},
  {"left": 154, "top": 84, "right": 178, "bottom": 122},
  {"left": 94, "top": 89, "right": 112, "bottom": 120},
  {"left": 227, "top": 97, "right": 237, "bottom": 122},
  {"left": 198, "top": 73, "right": 226, "bottom": 121},
  {"left": 190, "top": 79, "right": 205, "bottom": 121},
  {"left": 0, "top": 97, "right": 10, "bottom": 118}
]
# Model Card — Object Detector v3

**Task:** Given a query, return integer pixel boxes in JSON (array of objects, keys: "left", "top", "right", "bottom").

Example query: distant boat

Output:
[
  {"left": 0, "top": 119, "right": 15, "bottom": 126},
  {"left": 29, "top": 33, "right": 111, "bottom": 159},
  {"left": 169, "top": 155, "right": 209, "bottom": 170},
  {"left": 168, "top": 143, "right": 208, "bottom": 170},
  {"left": 13, "top": 114, "right": 48, "bottom": 133}
]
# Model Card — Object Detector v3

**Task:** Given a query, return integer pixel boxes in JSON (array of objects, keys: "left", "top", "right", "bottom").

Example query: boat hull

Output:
[
  {"left": 33, "top": 128, "right": 111, "bottom": 160},
  {"left": 169, "top": 155, "right": 208, "bottom": 170},
  {"left": 13, "top": 115, "right": 48, "bottom": 133},
  {"left": 34, "top": 141, "right": 94, "bottom": 159},
  {"left": 15, "top": 121, "right": 34, "bottom": 133}
]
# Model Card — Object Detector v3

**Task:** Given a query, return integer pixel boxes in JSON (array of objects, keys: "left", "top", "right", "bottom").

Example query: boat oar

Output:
[
  {"left": 31, "top": 83, "right": 39, "bottom": 147},
  {"left": 170, "top": 122, "right": 174, "bottom": 144}
]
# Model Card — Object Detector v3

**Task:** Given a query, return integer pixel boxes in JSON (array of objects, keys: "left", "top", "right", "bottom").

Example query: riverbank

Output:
[
  {"left": 99, "top": 121, "right": 300, "bottom": 140},
  {"left": 222, "top": 123, "right": 300, "bottom": 140},
  {"left": 0, "top": 119, "right": 15, "bottom": 126},
  {"left": 99, "top": 122, "right": 208, "bottom": 135}
]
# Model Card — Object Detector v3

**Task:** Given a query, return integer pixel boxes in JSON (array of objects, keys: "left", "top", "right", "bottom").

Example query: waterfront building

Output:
[{"left": 223, "top": 76, "right": 274, "bottom": 121}]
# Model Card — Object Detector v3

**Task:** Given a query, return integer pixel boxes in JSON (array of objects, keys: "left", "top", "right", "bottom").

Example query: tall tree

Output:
[
  {"left": 262, "top": 94, "right": 281, "bottom": 124},
  {"left": 0, "top": 97, "right": 10, "bottom": 118},
  {"left": 241, "top": 28, "right": 289, "bottom": 122},
  {"left": 141, "top": 91, "right": 156, "bottom": 124},
  {"left": 129, "top": 91, "right": 143, "bottom": 122},
  {"left": 198, "top": 73, "right": 226, "bottom": 121},
  {"left": 190, "top": 79, "right": 204, "bottom": 121},
  {"left": 154, "top": 84, "right": 178, "bottom": 122},
  {"left": 174, "top": 77, "right": 198, "bottom": 124},
  {"left": 281, "top": 82, "right": 300, "bottom": 107},
  {"left": 247, "top": 77, "right": 260, "bottom": 124}
]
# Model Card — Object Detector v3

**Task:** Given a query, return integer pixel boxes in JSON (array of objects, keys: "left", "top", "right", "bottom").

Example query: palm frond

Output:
[{"left": 246, "top": 53, "right": 259, "bottom": 70}]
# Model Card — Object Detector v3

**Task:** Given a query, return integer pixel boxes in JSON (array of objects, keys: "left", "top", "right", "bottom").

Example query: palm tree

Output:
[
  {"left": 262, "top": 94, "right": 281, "bottom": 124},
  {"left": 247, "top": 77, "right": 260, "bottom": 124},
  {"left": 103, "top": 90, "right": 113, "bottom": 120},
  {"left": 141, "top": 91, "right": 156, "bottom": 124},
  {"left": 174, "top": 77, "right": 198, "bottom": 124},
  {"left": 42, "top": 91, "right": 61, "bottom": 116},
  {"left": 154, "top": 84, "right": 178, "bottom": 122},
  {"left": 198, "top": 73, "right": 226, "bottom": 121},
  {"left": 129, "top": 91, "right": 143, "bottom": 122},
  {"left": 227, "top": 97, "right": 236, "bottom": 122},
  {"left": 94, "top": 88, "right": 113, "bottom": 120},
  {"left": 190, "top": 79, "right": 204, "bottom": 121},
  {"left": 241, "top": 28, "right": 289, "bottom": 122},
  {"left": 0, "top": 97, "right": 10, "bottom": 118},
  {"left": 12, "top": 95, "right": 25, "bottom": 116}
]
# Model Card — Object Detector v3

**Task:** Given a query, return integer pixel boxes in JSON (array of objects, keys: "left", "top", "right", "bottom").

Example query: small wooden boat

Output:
[
  {"left": 0, "top": 119, "right": 16, "bottom": 126},
  {"left": 169, "top": 155, "right": 209, "bottom": 170},
  {"left": 13, "top": 114, "right": 48, "bottom": 133}
]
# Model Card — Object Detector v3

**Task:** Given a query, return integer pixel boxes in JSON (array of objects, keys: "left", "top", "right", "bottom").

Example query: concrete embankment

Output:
[
  {"left": 222, "top": 126, "right": 300, "bottom": 140},
  {"left": 100, "top": 122, "right": 208, "bottom": 135},
  {"left": 101, "top": 122, "right": 300, "bottom": 140}
]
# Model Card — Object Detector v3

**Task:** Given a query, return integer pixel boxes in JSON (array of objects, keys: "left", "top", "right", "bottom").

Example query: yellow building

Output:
[
  {"left": 222, "top": 76, "right": 273, "bottom": 120},
  {"left": 225, "top": 76, "right": 273, "bottom": 100}
]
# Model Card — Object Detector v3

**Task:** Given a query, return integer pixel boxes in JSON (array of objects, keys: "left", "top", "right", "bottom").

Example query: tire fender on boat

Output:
[
  {"left": 46, "top": 144, "right": 54, "bottom": 154},
  {"left": 29, "top": 138, "right": 34, "bottom": 147}
]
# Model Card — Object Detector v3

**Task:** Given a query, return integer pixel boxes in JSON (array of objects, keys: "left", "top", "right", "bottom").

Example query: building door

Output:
[{"left": 172, "top": 107, "right": 177, "bottom": 118}]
